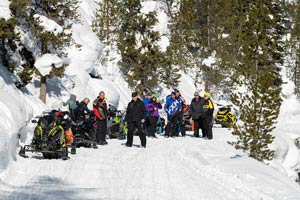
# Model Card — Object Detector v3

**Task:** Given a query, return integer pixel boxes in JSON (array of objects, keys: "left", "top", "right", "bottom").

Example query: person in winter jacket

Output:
[
  {"left": 93, "top": 91, "right": 108, "bottom": 145},
  {"left": 76, "top": 98, "right": 91, "bottom": 121},
  {"left": 143, "top": 93, "right": 152, "bottom": 134},
  {"left": 75, "top": 98, "right": 97, "bottom": 149},
  {"left": 125, "top": 92, "right": 147, "bottom": 148},
  {"left": 175, "top": 89, "right": 186, "bottom": 136},
  {"left": 146, "top": 94, "right": 162, "bottom": 138},
  {"left": 190, "top": 92, "right": 205, "bottom": 137},
  {"left": 64, "top": 94, "right": 78, "bottom": 120},
  {"left": 202, "top": 92, "right": 214, "bottom": 139},
  {"left": 164, "top": 92, "right": 182, "bottom": 137}
]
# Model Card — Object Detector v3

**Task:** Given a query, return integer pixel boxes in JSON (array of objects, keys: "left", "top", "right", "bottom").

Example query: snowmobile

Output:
[
  {"left": 19, "top": 110, "right": 69, "bottom": 160},
  {"left": 215, "top": 105, "right": 237, "bottom": 128},
  {"left": 107, "top": 104, "right": 127, "bottom": 139},
  {"left": 156, "top": 116, "right": 165, "bottom": 134},
  {"left": 71, "top": 111, "right": 97, "bottom": 148},
  {"left": 181, "top": 105, "right": 193, "bottom": 135}
]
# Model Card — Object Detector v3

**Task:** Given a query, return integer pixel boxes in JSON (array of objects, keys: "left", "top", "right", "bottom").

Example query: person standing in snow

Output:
[
  {"left": 125, "top": 92, "right": 147, "bottom": 148},
  {"left": 164, "top": 92, "right": 182, "bottom": 138},
  {"left": 174, "top": 89, "right": 186, "bottom": 137},
  {"left": 143, "top": 93, "right": 152, "bottom": 135},
  {"left": 146, "top": 94, "right": 162, "bottom": 138},
  {"left": 64, "top": 94, "right": 78, "bottom": 120},
  {"left": 190, "top": 92, "right": 205, "bottom": 138},
  {"left": 93, "top": 91, "right": 108, "bottom": 145},
  {"left": 202, "top": 92, "right": 214, "bottom": 140}
]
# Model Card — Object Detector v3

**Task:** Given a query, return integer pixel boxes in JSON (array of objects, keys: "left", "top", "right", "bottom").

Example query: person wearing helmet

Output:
[
  {"left": 190, "top": 91, "right": 205, "bottom": 138},
  {"left": 203, "top": 92, "right": 214, "bottom": 139},
  {"left": 63, "top": 94, "right": 79, "bottom": 120},
  {"left": 146, "top": 94, "right": 162, "bottom": 138},
  {"left": 174, "top": 89, "right": 186, "bottom": 137}
]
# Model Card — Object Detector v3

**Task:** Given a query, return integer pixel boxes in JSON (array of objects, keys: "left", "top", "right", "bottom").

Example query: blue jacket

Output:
[
  {"left": 164, "top": 96, "right": 182, "bottom": 117},
  {"left": 143, "top": 98, "right": 151, "bottom": 107}
]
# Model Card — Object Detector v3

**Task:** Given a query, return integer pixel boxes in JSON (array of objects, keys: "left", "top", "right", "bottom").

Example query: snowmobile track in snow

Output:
[{"left": 0, "top": 129, "right": 300, "bottom": 200}]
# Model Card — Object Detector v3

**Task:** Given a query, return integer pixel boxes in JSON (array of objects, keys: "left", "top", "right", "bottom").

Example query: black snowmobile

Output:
[
  {"left": 19, "top": 110, "right": 69, "bottom": 160},
  {"left": 71, "top": 111, "right": 97, "bottom": 148},
  {"left": 107, "top": 104, "right": 127, "bottom": 139}
]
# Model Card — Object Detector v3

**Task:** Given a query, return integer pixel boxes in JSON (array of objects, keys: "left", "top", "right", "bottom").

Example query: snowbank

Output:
[
  {"left": 35, "top": 54, "right": 63, "bottom": 76},
  {"left": 33, "top": 14, "right": 63, "bottom": 35},
  {"left": 270, "top": 71, "right": 300, "bottom": 181},
  {"left": 0, "top": 0, "right": 10, "bottom": 20},
  {"left": 0, "top": 66, "right": 45, "bottom": 173}
]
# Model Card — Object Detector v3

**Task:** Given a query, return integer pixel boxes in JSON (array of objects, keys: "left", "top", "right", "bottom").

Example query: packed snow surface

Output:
[{"left": 0, "top": 130, "right": 300, "bottom": 200}]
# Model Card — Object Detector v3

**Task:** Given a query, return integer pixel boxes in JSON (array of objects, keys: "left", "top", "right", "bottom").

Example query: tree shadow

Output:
[
  {"left": 46, "top": 76, "right": 68, "bottom": 98},
  {"left": 0, "top": 175, "right": 98, "bottom": 200}
]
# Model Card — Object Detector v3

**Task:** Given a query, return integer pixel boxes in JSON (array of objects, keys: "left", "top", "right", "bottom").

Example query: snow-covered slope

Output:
[
  {"left": 0, "top": 1, "right": 300, "bottom": 199},
  {"left": 0, "top": 66, "right": 45, "bottom": 173},
  {"left": 270, "top": 72, "right": 300, "bottom": 181}
]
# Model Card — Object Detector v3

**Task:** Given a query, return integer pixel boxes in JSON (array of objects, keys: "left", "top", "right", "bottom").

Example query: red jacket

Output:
[{"left": 93, "top": 97, "right": 108, "bottom": 120}]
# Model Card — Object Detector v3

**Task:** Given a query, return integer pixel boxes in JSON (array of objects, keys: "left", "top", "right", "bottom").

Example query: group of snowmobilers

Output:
[{"left": 63, "top": 89, "right": 214, "bottom": 152}]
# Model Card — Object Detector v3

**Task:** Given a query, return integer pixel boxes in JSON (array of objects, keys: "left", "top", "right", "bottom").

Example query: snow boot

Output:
[{"left": 71, "top": 148, "right": 76, "bottom": 155}]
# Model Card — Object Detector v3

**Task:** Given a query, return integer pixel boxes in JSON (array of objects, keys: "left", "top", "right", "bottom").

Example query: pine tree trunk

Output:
[{"left": 40, "top": 76, "right": 47, "bottom": 103}]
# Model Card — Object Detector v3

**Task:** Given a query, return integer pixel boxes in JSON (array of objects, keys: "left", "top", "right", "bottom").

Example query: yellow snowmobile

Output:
[{"left": 215, "top": 105, "right": 237, "bottom": 128}]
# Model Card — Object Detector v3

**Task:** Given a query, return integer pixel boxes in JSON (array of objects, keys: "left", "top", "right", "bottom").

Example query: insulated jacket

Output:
[
  {"left": 146, "top": 101, "right": 162, "bottom": 117},
  {"left": 164, "top": 96, "right": 182, "bottom": 117},
  {"left": 125, "top": 98, "right": 146, "bottom": 123},
  {"left": 143, "top": 98, "right": 151, "bottom": 107},
  {"left": 190, "top": 97, "right": 205, "bottom": 120},
  {"left": 93, "top": 97, "right": 108, "bottom": 120},
  {"left": 203, "top": 99, "right": 214, "bottom": 119},
  {"left": 77, "top": 102, "right": 91, "bottom": 120}
]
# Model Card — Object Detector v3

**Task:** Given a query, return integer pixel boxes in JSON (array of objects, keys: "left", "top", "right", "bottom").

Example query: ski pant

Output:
[
  {"left": 203, "top": 116, "right": 213, "bottom": 139},
  {"left": 176, "top": 111, "right": 184, "bottom": 136},
  {"left": 193, "top": 116, "right": 204, "bottom": 137},
  {"left": 127, "top": 121, "right": 146, "bottom": 147},
  {"left": 72, "top": 137, "right": 77, "bottom": 149},
  {"left": 148, "top": 116, "right": 158, "bottom": 137},
  {"left": 165, "top": 114, "right": 179, "bottom": 137},
  {"left": 96, "top": 119, "right": 107, "bottom": 143},
  {"left": 143, "top": 115, "right": 150, "bottom": 135}
]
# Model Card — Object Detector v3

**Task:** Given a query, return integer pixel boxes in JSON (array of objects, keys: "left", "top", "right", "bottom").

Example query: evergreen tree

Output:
[
  {"left": 286, "top": 1, "right": 300, "bottom": 100},
  {"left": 93, "top": 0, "right": 122, "bottom": 63},
  {"left": 118, "top": 0, "right": 164, "bottom": 94},
  {"left": 0, "top": 18, "right": 18, "bottom": 72},
  {"left": 230, "top": 0, "right": 284, "bottom": 161},
  {"left": 8, "top": 0, "right": 79, "bottom": 102}
]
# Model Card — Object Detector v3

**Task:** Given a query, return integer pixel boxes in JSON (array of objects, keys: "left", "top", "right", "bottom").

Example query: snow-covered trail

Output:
[{"left": 0, "top": 129, "right": 299, "bottom": 200}]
